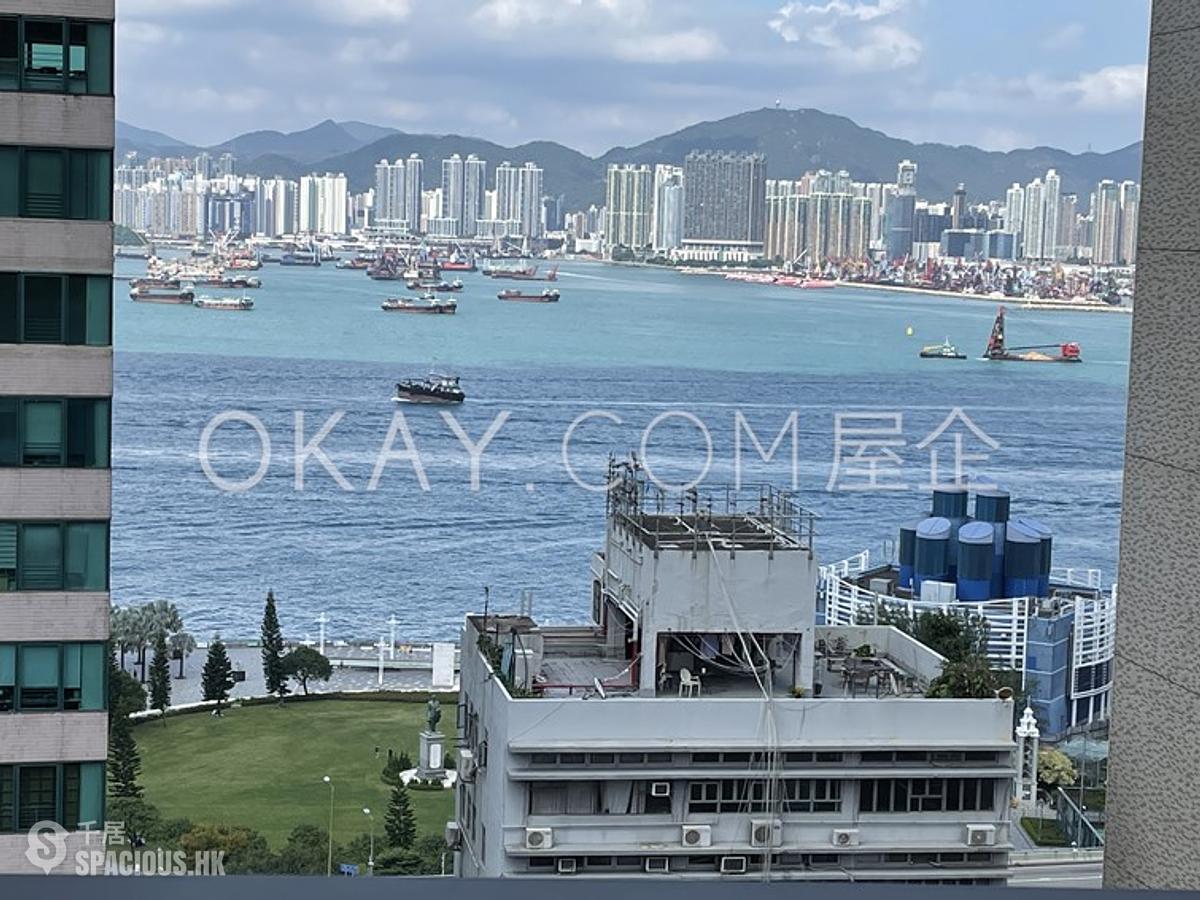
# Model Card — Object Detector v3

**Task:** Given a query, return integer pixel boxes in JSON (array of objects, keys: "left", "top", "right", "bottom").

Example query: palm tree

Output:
[
  {"left": 167, "top": 631, "right": 197, "bottom": 679},
  {"left": 110, "top": 607, "right": 134, "bottom": 669}
]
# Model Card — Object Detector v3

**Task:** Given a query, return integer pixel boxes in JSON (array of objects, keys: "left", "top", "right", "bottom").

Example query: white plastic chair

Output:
[{"left": 679, "top": 667, "right": 701, "bottom": 698}]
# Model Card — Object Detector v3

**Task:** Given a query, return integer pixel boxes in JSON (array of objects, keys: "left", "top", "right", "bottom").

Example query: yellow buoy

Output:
[{"left": 905, "top": 326, "right": 914, "bottom": 336}]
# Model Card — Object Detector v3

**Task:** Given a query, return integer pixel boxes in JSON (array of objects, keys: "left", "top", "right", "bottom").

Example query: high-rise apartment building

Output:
[
  {"left": 404, "top": 154, "right": 423, "bottom": 234},
  {"left": 440, "top": 155, "right": 465, "bottom": 238},
  {"left": 651, "top": 164, "right": 683, "bottom": 252},
  {"left": 604, "top": 164, "right": 653, "bottom": 252},
  {"left": 298, "top": 172, "right": 348, "bottom": 235},
  {"left": 519, "top": 163, "right": 544, "bottom": 238},
  {"left": 1093, "top": 179, "right": 1121, "bottom": 265},
  {"left": 462, "top": 154, "right": 486, "bottom": 238},
  {"left": 0, "top": 2, "right": 115, "bottom": 872},
  {"left": 681, "top": 151, "right": 766, "bottom": 255},
  {"left": 1004, "top": 183, "right": 1024, "bottom": 249},
  {"left": 1118, "top": 180, "right": 1139, "bottom": 266},
  {"left": 1043, "top": 169, "right": 1061, "bottom": 260},
  {"left": 884, "top": 160, "right": 917, "bottom": 261},
  {"left": 374, "top": 158, "right": 407, "bottom": 233},
  {"left": 1021, "top": 178, "right": 1046, "bottom": 260}
]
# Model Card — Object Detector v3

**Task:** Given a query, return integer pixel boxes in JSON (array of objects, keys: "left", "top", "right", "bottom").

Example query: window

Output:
[
  {"left": 0, "top": 274, "right": 112, "bottom": 346},
  {"left": 859, "top": 778, "right": 997, "bottom": 814},
  {"left": 0, "top": 522, "right": 109, "bottom": 592},
  {"left": 0, "top": 148, "right": 112, "bottom": 221},
  {"left": 0, "top": 643, "right": 105, "bottom": 712},
  {"left": 0, "top": 762, "right": 103, "bottom": 832},
  {"left": 0, "top": 17, "right": 111, "bottom": 94},
  {"left": 0, "top": 398, "right": 109, "bottom": 468},
  {"left": 687, "top": 779, "right": 842, "bottom": 815}
]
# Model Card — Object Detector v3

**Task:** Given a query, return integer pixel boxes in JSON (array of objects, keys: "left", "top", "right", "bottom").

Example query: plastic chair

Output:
[{"left": 679, "top": 667, "right": 701, "bottom": 698}]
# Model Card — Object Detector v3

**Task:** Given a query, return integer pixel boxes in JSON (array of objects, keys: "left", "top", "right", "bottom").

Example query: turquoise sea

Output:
[{"left": 111, "top": 259, "right": 1131, "bottom": 640}]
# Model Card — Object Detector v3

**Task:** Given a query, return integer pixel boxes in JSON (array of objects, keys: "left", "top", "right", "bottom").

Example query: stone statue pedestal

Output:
[{"left": 418, "top": 730, "right": 445, "bottom": 780}]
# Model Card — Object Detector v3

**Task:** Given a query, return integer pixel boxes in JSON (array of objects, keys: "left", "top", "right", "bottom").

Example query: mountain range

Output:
[{"left": 117, "top": 108, "right": 1143, "bottom": 211}]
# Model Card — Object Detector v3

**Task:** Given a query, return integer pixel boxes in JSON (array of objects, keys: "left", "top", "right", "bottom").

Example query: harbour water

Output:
[{"left": 112, "top": 259, "right": 1131, "bottom": 640}]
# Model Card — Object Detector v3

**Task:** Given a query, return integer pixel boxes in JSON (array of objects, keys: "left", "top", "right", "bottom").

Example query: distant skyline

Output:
[{"left": 118, "top": 0, "right": 1151, "bottom": 156}]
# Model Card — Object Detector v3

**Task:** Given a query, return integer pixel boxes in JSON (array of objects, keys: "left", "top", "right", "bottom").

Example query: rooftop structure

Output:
[{"left": 451, "top": 461, "right": 1016, "bottom": 883}]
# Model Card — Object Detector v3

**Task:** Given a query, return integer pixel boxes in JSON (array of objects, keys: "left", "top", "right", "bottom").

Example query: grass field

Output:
[
  {"left": 1020, "top": 816, "right": 1071, "bottom": 847},
  {"left": 134, "top": 699, "right": 455, "bottom": 846}
]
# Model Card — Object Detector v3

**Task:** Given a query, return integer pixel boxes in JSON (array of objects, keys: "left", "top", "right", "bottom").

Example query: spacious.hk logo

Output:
[{"left": 26, "top": 821, "right": 68, "bottom": 874}]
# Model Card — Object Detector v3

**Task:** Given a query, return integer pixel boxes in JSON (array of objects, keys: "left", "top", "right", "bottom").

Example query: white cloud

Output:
[
  {"left": 1041, "top": 21, "right": 1085, "bottom": 51},
  {"left": 117, "top": 21, "right": 181, "bottom": 46},
  {"left": 325, "top": 0, "right": 412, "bottom": 23},
  {"left": 767, "top": 0, "right": 921, "bottom": 71},
  {"left": 612, "top": 29, "right": 726, "bottom": 63},
  {"left": 336, "top": 37, "right": 410, "bottom": 65},
  {"left": 1069, "top": 64, "right": 1147, "bottom": 110},
  {"left": 176, "top": 86, "right": 270, "bottom": 114}
]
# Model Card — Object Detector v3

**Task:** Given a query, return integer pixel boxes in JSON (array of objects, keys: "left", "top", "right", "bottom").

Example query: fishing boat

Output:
[
  {"left": 193, "top": 295, "right": 254, "bottom": 311},
  {"left": 982, "top": 306, "right": 1081, "bottom": 363},
  {"left": 381, "top": 293, "right": 458, "bottom": 314},
  {"left": 393, "top": 373, "right": 465, "bottom": 404},
  {"left": 498, "top": 288, "right": 559, "bottom": 303},
  {"left": 919, "top": 338, "right": 967, "bottom": 360},
  {"left": 129, "top": 285, "right": 194, "bottom": 304}
]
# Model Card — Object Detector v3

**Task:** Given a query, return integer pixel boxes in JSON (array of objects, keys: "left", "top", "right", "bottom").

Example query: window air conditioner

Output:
[
  {"left": 719, "top": 856, "right": 748, "bottom": 875},
  {"left": 750, "top": 819, "right": 783, "bottom": 848},
  {"left": 832, "top": 828, "right": 860, "bottom": 847},
  {"left": 681, "top": 824, "right": 711, "bottom": 848},
  {"left": 966, "top": 825, "right": 996, "bottom": 847}
]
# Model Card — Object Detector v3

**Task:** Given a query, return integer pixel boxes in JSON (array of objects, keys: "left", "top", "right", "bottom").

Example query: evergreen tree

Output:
[
  {"left": 108, "top": 644, "right": 147, "bottom": 728},
  {"left": 108, "top": 717, "right": 143, "bottom": 798},
  {"left": 148, "top": 630, "right": 172, "bottom": 720},
  {"left": 260, "top": 590, "right": 289, "bottom": 700},
  {"left": 201, "top": 638, "right": 235, "bottom": 714},
  {"left": 383, "top": 782, "right": 416, "bottom": 849}
]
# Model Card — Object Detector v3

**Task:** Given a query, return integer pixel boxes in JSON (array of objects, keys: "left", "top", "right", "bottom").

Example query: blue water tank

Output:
[
  {"left": 990, "top": 520, "right": 1008, "bottom": 598},
  {"left": 1015, "top": 517, "right": 1053, "bottom": 596},
  {"left": 932, "top": 485, "right": 969, "bottom": 519},
  {"left": 1004, "top": 521, "right": 1043, "bottom": 597},
  {"left": 914, "top": 517, "right": 952, "bottom": 595},
  {"left": 898, "top": 520, "right": 922, "bottom": 590},
  {"left": 974, "top": 488, "right": 1011, "bottom": 523},
  {"left": 957, "top": 521, "right": 995, "bottom": 601}
]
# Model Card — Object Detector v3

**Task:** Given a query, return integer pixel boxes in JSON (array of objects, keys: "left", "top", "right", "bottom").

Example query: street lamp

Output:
[
  {"left": 362, "top": 807, "right": 375, "bottom": 877},
  {"left": 322, "top": 776, "right": 334, "bottom": 877}
]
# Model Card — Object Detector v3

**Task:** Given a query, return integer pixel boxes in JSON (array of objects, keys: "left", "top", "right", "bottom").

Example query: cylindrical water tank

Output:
[
  {"left": 914, "top": 517, "right": 952, "bottom": 595},
  {"left": 898, "top": 520, "right": 921, "bottom": 590},
  {"left": 1004, "top": 521, "right": 1042, "bottom": 598},
  {"left": 956, "top": 521, "right": 996, "bottom": 601},
  {"left": 990, "top": 519, "right": 1008, "bottom": 598},
  {"left": 1015, "top": 517, "right": 1053, "bottom": 596},
  {"left": 974, "top": 488, "right": 1011, "bottom": 524},
  {"left": 932, "top": 485, "right": 969, "bottom": 519}
]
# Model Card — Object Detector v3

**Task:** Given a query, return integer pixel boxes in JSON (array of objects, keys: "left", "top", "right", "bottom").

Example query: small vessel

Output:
[
  {"left": 498, "top": 288, "right": 559, "bottom": 303},
  {"left": 439, "top": 258, "right": 476, "bottom": 272},
  {"left": 487, "top": 264, "right": 558, "bottom": 282},
  {"left": 199, "top": 275, "right": 261, "bottom": 289},
  {"left": 193, "top": 295, "right": 254, "bottom": 311},
  {"left": 336, "top": 257, "right": 372, "bottom": 270},
  {"left": 982, "top": 306, "right": 1082, "bottom": 363},
  {"left": 919, "top": 338, "right": 967, "bottom": 360},
  {"left": 130, "top": 285, "right": 195, "bottom": 304},
  {"left": 381, "top": 293, "right": 458, "bottom": 314},
  {"left": 407, "top": 279, "right": 463, "bottom": 293},
  {"left": 130, "top": 276, "right": 181, "bottom": 291},
  {"left": 801, "top": 279, "right": 836, "bottom": 289},
  {"left": 280, "top": 251, "right": 320, "bottom": 267},
  {"left": 393, "top": 373, "right": 465, "bottom": 404}
]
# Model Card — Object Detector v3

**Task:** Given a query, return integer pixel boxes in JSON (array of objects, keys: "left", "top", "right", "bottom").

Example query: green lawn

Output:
[
  {"left": 1020, "top": 816, "right": 1070, "bottom": 847},
  {"left": 134, "top": 699, "right": 455, "bottom": 847}
]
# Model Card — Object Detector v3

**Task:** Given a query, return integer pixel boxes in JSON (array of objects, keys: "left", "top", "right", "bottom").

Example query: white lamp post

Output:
[
  {"left": 322, "top": 775, "right": 334, "bottom": 877},
  {"left": 362, "top": 807, "right": 374, "bottom": 876},
  {"left": 387, "top": 615, "right": 399, "bottom": 660}
]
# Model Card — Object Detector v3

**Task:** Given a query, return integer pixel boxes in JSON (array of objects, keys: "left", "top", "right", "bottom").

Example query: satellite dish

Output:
[{"left": 593, "top": 678, "right": 607, "bottom": 699}]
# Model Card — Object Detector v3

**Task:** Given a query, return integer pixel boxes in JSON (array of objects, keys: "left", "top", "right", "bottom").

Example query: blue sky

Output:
[{"left": 117, "top": 0, "right": 1151, "bottom": 155}]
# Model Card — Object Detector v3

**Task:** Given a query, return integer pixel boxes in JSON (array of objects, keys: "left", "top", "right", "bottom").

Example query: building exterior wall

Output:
[{"left": 1105, "top": 3, "right": 1200, "bottom": 888}]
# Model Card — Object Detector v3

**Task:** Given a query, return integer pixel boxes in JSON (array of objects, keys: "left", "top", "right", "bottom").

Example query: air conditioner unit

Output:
[
  {"left": 966, "top": 825, "right": 996, "bottom": 847},
  {"left": 650, "top": 781, "right": 672, "bottom": 798},
  {"left": 556, "top": 858, "right": 578, "bottom": 875},
  {"left": 719, "top": 856, "right": 748, "bottom": 875},
  {"left": 831, "top": 828, "right": 860, "bottom": 847},
  {"left": 444, "top": 821, "right": 462, "bottom": 850},
  {"left": 525, "top": 827, "right": 554, "bottom": 850},
  {"left": 681, "top": 824, "right": 712, "bottom": 848},
  {"left": 750, "top": 819, "right": 783, "bottom": 848},
  {"left": 458, "top": 749, "right": 477, "bottom": 783},
  {"left": 645, "top": 857, "right": 670, "bottom": 874}
]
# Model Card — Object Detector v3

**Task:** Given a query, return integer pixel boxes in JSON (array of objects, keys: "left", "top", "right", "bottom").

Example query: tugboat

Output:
[
  {"left": 393, "top": 373, "right": 465, "bottom": 404},
  {"left": 193, "top": 294, "right": 254, "bottom": 311},
  {"left": 381, "top": 293, "right": 458, "bottom": 314},
  {"left": 919, "top": 338, "right": 967, "bottom": 360},
  {"left": 982, "top": 306, "right": 1081, "bottom": 363},
  {"left": 498, "top": 288, "right": 560, "bottom": 303}
]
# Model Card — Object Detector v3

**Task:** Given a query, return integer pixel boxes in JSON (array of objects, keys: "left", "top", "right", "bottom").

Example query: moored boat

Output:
[
  {"left": 498, "top": 288, "right": 559, "bottom": 303},
  {"left": 194, "top": 295, "right": 254, "bottom": 311},
  {"left": 393, "top": 373, "right": 465, "bottom": 404},
  {"left": 919, "top": 339, "right": 967, "bottom": 360},
  {"left": 130, "top": 285, "right": 195, "bottom": 304},
  {"left": 381, "top": 293, "right": 458, "bottom": 314}
]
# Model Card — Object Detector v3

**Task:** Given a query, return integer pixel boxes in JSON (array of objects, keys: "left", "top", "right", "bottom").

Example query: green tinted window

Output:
[
  {"left": 85, "top": 23, "right": 111, "bottom": 95},
  {"left": 22, "top": 19, "right": 65, "bottom": 92},
  {"left": 21, "top": 275, "right": 62, "bottom": 342},
  {"left": 24, "top": 149, "right": 65, "bottom": 218},
  {"left": 21, "top": 400, "right": 63, "bottom": 466},
  {"left": 0, "top": 147, "right": 16, "bottom": 216},
  {"left": 65, "top": 523, "right": 107, "bottom": 591},
  {"left": 0, "top": 18, "right": 16, "bottom": 89},
  {"left": 0, "top": 273, "right": 16, "bottom": 342},
  {"left": 19, "top": 524, "right": 62, "bottom": 590},
  {"left": 0, "top": 399, "right": 16, "bottom": 466},
  {"left": 17, "top": 766, "right": 56, "bottom": 829}
]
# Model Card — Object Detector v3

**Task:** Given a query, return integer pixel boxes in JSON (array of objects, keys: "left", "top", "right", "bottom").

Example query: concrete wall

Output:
[
  {"left": 0, "top": 712, "right": 107, "bottom": 763},
  {"left": 0, "top": 0, "right": 113, "bottom": 17},
  {"left": 1106, "top": 2, "right": 1200, "bottom": 889},
  {"left": 0, "top": 346, "right": 114, "bottom": 395},
  {"left": 0, "top": 94, "right": 115, "bottom": 149},
  {"left": 0, "top": 469, "right": 111, "bottom": 519},
  {"left": 0, "top": 220, "right": 113, "bottom": 273},
  {"left": 0, "top": 832, "right": 95, "bottom": 876},
  {"left": 0, "top": 593, "right": 110, "bottom": 641}
]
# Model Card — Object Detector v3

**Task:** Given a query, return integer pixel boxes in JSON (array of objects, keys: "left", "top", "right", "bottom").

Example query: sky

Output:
[{"left": 117, "top": 0, "right": 1151, "bottom": 156}]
